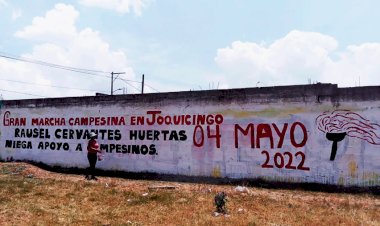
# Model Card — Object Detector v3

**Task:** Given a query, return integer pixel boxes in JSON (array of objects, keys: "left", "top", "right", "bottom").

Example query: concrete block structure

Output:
[{"left": 1, "top": 83, "right": 379, "bottom": 187}]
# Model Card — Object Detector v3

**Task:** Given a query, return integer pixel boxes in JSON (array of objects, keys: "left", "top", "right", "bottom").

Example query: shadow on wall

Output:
[{"left": 3, "top": 159, "right": 379, "bottom": 196}]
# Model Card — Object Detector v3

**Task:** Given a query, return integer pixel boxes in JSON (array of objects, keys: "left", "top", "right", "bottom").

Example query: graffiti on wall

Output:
[
  {"left": 1, "top": 109, "right": 311, "bottom": 170},
  {"left": 233, "top": 122, "right": 309, "bottom": 170},
  {"left": 2, "top": 110, "right": 225, "bottom": 155},
  {"left": 316, "top": 110, "right": 380, "bottom": 160},
  {"left": 1, "top": 105, "right": 379, "bottom": 187}
]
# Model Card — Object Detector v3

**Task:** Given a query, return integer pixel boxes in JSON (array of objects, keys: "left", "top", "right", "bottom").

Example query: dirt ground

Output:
[{"left": 0, "top": 162, "right": 379, "bottom": 225}]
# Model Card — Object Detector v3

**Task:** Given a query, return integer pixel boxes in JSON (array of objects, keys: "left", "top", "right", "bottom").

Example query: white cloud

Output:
[
  {"left": 0, "top": 0, "right": 7, "bottom": 7},
  {"left": 215, "top": 30, "right": 380, "bottom": 88},
  {"left": 15, "top": 4, "right": 78, "bottom": 44},
  {"left": 11, "top": 8, "right": 22, "bottom": 20},
  {"left": 0, "top": 3, "right": 135, "bottom": 100},
  {"left": 79, "top": 0, "right": 152, "bottom": 16}
]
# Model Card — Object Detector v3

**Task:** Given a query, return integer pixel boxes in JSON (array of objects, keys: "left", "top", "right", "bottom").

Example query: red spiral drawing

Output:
[
  {"left": 316, "top": 110, "right": 380, "bottom": 145},
  {"left": 316, "top": 110, "right": 380, "bottom": 161}
]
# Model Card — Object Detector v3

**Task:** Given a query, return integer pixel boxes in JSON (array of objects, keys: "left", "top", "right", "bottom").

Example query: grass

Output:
[{"left": 0, "top": 162, "right": 379, "bottom": 226}]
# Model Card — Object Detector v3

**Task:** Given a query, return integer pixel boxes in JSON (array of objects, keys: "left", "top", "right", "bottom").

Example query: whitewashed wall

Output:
[{"left": 0, "top": 88, "right": 379, "bottom": 187}]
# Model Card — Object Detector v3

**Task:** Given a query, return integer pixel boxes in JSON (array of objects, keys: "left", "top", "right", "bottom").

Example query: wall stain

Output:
[
  {"left": 348, "top": 161, "right": 358, "bottom": 177},
  {"left": 338, "top": 176, "right": 345, "bottom": 186},
  {"left": 212, "top": 166, "right": 221, "bottom": 178},
  {"left": 218, "top": 108, "right": 306, "bottom": 119},
  {"left": 361, "top": 172, "right": 379, "bottom": 183}
]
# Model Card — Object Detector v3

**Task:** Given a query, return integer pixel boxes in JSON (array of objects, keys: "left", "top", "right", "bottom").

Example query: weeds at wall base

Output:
[{"left": 1, "top": 159, "right": 378, "bottom": 195}]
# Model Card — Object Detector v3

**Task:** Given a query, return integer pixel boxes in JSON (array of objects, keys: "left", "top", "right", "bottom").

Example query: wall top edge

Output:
[{"left": 2, "top": 83, "right": 378, "bottom": 107}]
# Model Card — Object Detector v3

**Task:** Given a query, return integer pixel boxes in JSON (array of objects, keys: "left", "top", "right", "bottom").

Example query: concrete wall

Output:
[{"left": 1, "top": 83, "right": 379, "bottom": 187}]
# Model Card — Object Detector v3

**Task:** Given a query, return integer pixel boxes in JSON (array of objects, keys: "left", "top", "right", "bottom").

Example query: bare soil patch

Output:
[{"left": 0, "top": 162, "right": 379, "bottom": 225}]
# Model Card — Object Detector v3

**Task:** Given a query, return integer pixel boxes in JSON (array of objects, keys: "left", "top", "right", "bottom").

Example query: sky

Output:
[{"left": 1, "top": 0, "right": 380, "bottom": 100}]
